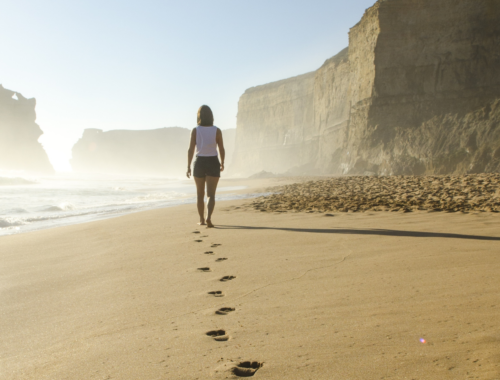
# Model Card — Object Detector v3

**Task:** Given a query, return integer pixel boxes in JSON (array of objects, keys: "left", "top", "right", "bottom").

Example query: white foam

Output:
[
  {"left": 42, "top": 203, "right": 76, "bottom": 212},
  {"left": 0, "top": 217, "right": 27, "bottom": 228}
]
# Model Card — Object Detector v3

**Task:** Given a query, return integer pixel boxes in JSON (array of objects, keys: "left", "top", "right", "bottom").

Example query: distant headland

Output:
[{"left": 71, "top": 127, "right": 236, "bottom": 177}]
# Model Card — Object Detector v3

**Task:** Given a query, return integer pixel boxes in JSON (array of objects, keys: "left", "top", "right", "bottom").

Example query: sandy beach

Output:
[{"left": 1, "top": 177, "right": 500, "bottom": 379}]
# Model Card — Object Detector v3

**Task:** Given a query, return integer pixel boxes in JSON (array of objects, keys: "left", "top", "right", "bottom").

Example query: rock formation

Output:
[
  {"left": 231, "top": 0, "right": 500, "bottom": 177},
  {"left": 71, "top": 127, "right": 235, "bottom": 177},
  {"left": 0, "top": 85, "right": 54, "bottom": 173}
]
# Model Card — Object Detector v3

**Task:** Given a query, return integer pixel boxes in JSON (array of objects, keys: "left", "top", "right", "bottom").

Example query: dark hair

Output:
[{"left": 197, "top": 105, "right": 214, "bottom": 126}]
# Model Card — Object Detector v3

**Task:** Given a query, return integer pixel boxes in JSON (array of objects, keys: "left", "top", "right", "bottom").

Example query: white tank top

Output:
[{"left": 196, "top": 126, "right": 218, "bottom": 156}]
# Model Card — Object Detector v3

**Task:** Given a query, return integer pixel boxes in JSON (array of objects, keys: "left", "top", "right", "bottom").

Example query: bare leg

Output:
[
  {"left": 205, "top": 175, "right": 220, "bottom": 228},
  {"left": 194, "top": 176, "right": 206, "bottom": 225}
]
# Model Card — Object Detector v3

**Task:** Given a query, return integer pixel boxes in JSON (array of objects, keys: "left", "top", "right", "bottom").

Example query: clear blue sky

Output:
[{"left": 1, "top": 0, "right": 375, "bottom": 171}]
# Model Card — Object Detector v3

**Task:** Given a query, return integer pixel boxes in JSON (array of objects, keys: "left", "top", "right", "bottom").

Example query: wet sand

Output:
[{"left": 1, "top": 177, "right": 500, "bottom": 379}]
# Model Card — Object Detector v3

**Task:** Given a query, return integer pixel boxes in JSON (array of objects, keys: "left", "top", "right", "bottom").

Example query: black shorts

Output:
[{"left": 193, "top": 156, "right": 221, "bottom": 178}]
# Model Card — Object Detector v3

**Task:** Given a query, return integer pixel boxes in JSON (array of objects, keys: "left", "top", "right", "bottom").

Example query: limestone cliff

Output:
[
  {"left": 71, "top": 127, "right": 235, "bottom": 177},
  {"left": 0, "top": 85, "right": 54, "bottom": 173},
  {"left": 232, "top": 72, "right": 315, "bottom": 174},
  {"left": 232, "top": 0, "right": 500, "bottom": 176}
]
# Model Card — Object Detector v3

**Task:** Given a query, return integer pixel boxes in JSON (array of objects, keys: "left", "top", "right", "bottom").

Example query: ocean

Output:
[{"left": 0, "top": 173, "right": 248, "bottom": 237}]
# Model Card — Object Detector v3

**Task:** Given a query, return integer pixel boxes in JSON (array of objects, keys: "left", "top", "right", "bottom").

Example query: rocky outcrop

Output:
[
  {"left": 0, "top": 85, "right": 54, "bottom": 173},
  {"left": 71, "top": 127, "right": 236, "bottom": 177},
  {"left": 231, "top": 0, "right": 500, "bottom": 176}
]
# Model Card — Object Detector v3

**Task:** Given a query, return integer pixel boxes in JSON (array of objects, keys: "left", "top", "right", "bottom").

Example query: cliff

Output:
[
  {"left": 232, "top": 0, "right": 500, "bottom": 176},
  {"left": 0, "top": 85, "right": 54, "bottom": 173},
  {"left": 71, "top": 127, "right": 236, "bottom": 177},
  {"left": 233, "top": 72, "right": 316, "bottom": 174}
]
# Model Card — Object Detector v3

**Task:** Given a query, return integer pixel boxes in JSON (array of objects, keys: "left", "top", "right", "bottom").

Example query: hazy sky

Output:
[{"left": 2, "top": 0, "right": 375, "bottom": 171}]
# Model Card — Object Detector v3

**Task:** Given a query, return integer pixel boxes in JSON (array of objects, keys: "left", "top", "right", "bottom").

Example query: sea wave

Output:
[
  {"left": 6, "top": 208, "right": 28, "bottom": 214},
  {"left": 1, "top": 209, "right": 107, "bottom": 228},
  {"left": 0, "top": 175, "right": 253, "bottom": 236},
  {"left": 0, "top": 177, "right": 37, "bottom": 186},
  {"left": 0, "top": 217, "right": 27, "bottom": 228},
  {"left": 41, "top": 203, "right": 76, "bottom": 212}
]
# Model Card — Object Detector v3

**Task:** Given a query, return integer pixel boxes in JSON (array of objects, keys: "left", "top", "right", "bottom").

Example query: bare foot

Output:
[
  {"left": 198, "top": 220, "right": 206, "bottom": 226},
  {"left": 206, "top": 220, "right": 214, "bottom": 228}
]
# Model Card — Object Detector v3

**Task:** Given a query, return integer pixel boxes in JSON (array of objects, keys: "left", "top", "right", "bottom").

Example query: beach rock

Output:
[
  {"left": 0, "top": 85, "right": 54, "bottom": 173},
  {"left": 231, "top": 0, "right": 500, "bottom": 177}
]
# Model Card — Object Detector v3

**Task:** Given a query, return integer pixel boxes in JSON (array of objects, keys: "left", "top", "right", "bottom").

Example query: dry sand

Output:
[{"left": 1, "top": 177, "right": 500, "bottom": 379}]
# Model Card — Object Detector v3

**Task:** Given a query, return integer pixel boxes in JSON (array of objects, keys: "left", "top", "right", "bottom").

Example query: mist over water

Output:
[{"left": 0, "top": 173, "right": 246, "bottom": 236}]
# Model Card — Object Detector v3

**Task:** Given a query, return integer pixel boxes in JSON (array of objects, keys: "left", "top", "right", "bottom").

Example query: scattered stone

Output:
[{"left": 248, "top": 174, "right": 500, "bottom": 213}]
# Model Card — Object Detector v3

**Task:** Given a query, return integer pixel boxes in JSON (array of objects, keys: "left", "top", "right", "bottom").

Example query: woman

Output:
[{"left": 186, "top": 105, "right": 225, "bottom": 228}]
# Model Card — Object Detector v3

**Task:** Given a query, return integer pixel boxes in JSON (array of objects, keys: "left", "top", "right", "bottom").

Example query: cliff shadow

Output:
[{"left": 215, "top": 225, "right": 500, "bottom": 241}]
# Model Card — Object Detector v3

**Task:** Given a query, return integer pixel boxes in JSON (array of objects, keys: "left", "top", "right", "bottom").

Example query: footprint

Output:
[
  {"left": 192, "top": 231, "right": 200, "bottom": 234},
  {"left": 206, "top": 329, "right": 230, "bottom": 341},
  {"left": 216, "top": 258, "right": 228, "bottom": 262},
  {"left": 201, "top": 235, "right": 209, "bottom": 237},
  {"left": 211, "top": 243, "right": 222, "bottom": 248},
  {"left": 216, "top": 307, "right": 235, "bottom": 315},
  {"left": 220, "top": 276, "right": 236, "bottom": 282},
  {"left": 197, "top": 267, "right": 212, "bottom": 272},
  {"left": 204, "top": 251, "right": 215, "bottom": 255},
  {"left": 232, "top": 361, "right": 263, "bottom": 377},
  {"left": 208, "top": 291, "right": 225, "bottom": 297},
  {"left": 194, "top": 240, "right": 203, "bottom": 243}
]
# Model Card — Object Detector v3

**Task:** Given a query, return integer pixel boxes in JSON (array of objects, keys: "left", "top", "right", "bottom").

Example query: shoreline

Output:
[
  {"left": 2, "top": 192, "right": 500, "bottom": 379},
  {"left": 0, "top": 177, "right": 290, "bottom": 238}
]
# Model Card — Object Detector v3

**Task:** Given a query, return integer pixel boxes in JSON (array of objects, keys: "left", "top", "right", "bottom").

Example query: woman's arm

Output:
[
  {"left": 187, "top": 128, "right": 196, "bottom": 178},
  {"left": 216, "top": 128, "right": 225, "bottom": 172}
]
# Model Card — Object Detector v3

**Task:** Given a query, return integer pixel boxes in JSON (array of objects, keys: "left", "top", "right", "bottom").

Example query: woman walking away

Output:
[{"left": 186, "top": 105, "right": 225, "bottom": 228}]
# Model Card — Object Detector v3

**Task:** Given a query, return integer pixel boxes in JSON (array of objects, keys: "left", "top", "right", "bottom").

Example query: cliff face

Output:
[
  {"left": 232, "top": 72, "right": 315, "bottom": 174},
  {"left": 350, "top": 0, "right": 500, "bottom": 175},
  {"left": 232, "top": 0, "right": 500, "bottom": 176},
  {"left": 71, "top": 127, "right": 236, "bottom": 177},
  {"left": 0, "top": 85, "right": 54, "bottom": 173}
]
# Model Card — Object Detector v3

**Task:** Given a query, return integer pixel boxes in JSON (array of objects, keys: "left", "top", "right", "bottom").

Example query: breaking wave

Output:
[
  {"left": 41, "top": 203, "right": 76, "bottom": 212},
  {"left": 0, "top": 217, "right": 26, "bottom": 228},
  {"left": 0, "top": 175, "right": 251, "bottom": 236}
]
